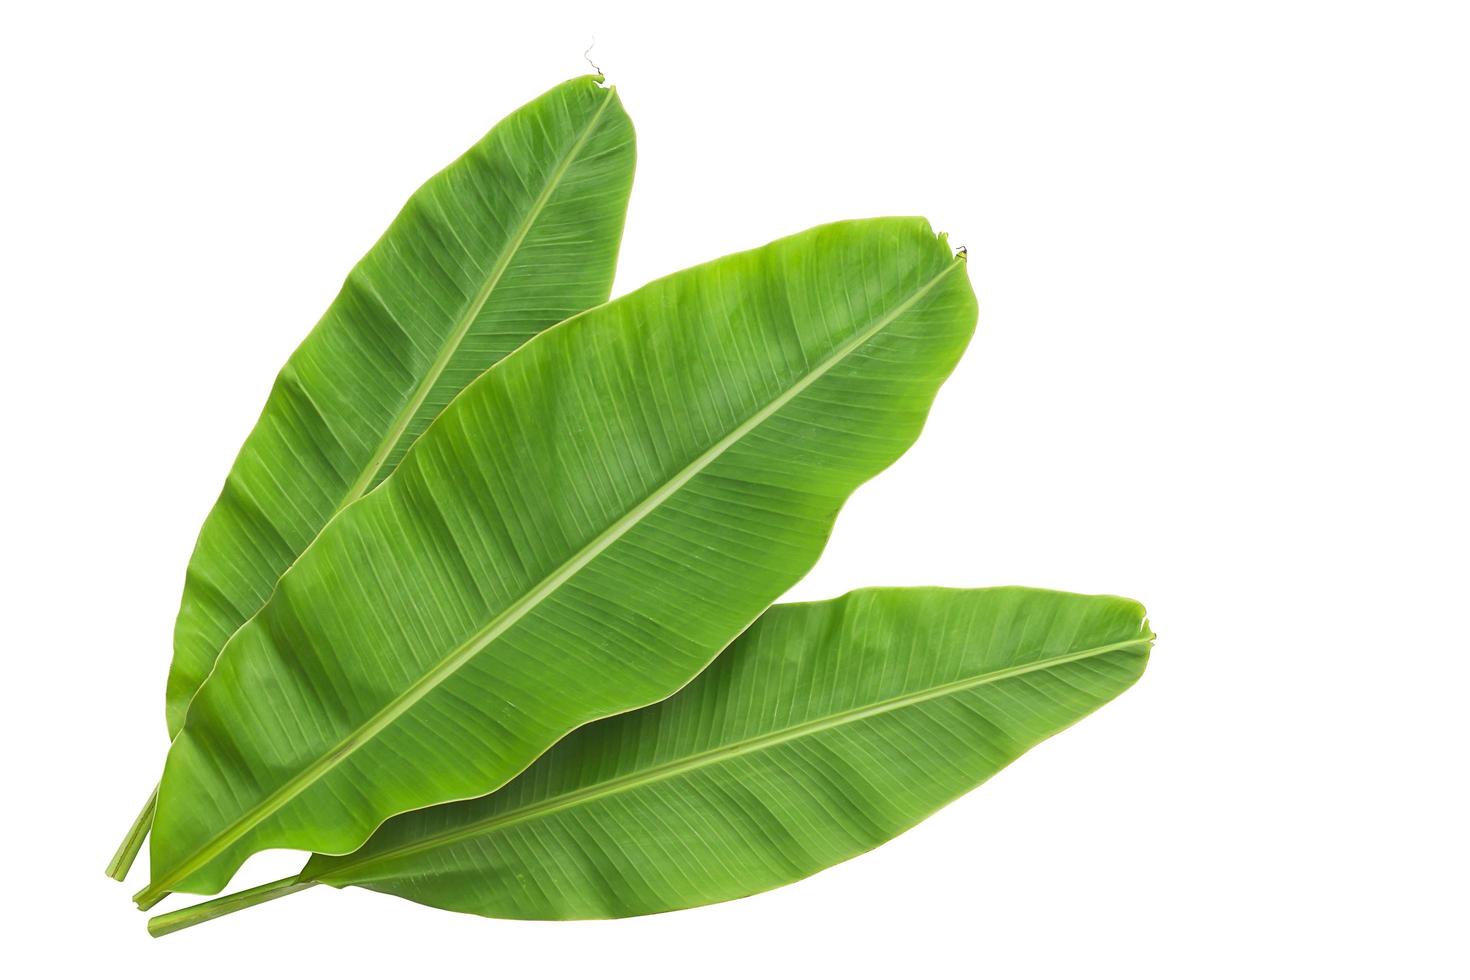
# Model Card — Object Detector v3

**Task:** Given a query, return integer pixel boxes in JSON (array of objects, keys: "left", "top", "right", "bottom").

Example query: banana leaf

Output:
[
  {"left": 168, "top": 74, "right": 635, "bottom": 735},
  {"left": 136, "top": 217, "right": 978, "bottom": 907},
  {"left": 108, "top": 74, "right": 636, "bottom": 881},
  {"left": 149, "top": 587, "right": 1152, "bottom": 935}
]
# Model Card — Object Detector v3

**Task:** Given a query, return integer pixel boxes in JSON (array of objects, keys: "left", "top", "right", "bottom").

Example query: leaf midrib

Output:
[
  {"left": 317, "top": 634, "right": 1152, "bottom": 881},
  {"left": 145, "top": 255, "right": 965, "bottom": 901},
  {"left": 337, "top": 85, "right": 618, "bottom": 507}
]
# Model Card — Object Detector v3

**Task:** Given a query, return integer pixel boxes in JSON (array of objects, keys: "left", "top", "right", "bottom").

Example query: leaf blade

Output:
[
  {"left": 144, "top": 218, "right": 978, "bottom": 902},
  {"left": 302, "top": 587, "right": 1151, "bottom": 919},
  {"left": 166, "top": 74, "right": 636, "bottom": 735}
]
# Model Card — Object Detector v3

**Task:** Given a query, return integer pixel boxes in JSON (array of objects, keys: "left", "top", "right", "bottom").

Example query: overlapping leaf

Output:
[
  {"left": 110, "top": 74, "right": 634, "bottom": 882},
  {"left": 138, "top": 217, "right": 978, "bottom": 906},
  {"left": 149, "top": 587, "right": 1151, "bottom": 934},
  {"left": 166, "top": 74, "right": 636, "bottom": 735}
]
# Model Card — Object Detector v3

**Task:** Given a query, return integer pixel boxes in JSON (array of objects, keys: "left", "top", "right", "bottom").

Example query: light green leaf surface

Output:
[
  {"left": 149, "top": 587, "right": 1151, "bottom": 935},
  {"left": 139, "top": 217, "right": 978, "bottom": 906},
  {"left": 166, "top": 74, "right": 635, "bottom": 735}
]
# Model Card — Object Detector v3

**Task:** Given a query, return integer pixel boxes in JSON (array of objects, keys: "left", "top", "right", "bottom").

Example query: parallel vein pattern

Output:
[
  {"left": 311, "top": 587, "right": 1152, "bottom": 918},
  {"left": 143, "top": 217, "right": 978, "bottom": 903},
  {"left": 166, "top": 75, "right": 635, "bottom": 735},
  {"left": 147, "top": 588, "right": 1152, "bottom": 935}
]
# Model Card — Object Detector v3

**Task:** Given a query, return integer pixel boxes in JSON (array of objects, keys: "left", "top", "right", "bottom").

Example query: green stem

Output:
[
  {"left": 147, "top": 875, "right": 317, "bottom": 938},
  {"left": 105, "top": 784, "right": 158, "bottom": 881}
]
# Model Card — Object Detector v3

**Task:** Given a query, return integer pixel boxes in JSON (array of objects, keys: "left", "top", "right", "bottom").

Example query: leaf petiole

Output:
[
  {"left": 147, "top": 875, "right": 316, "bottom": 937},
  {"left": 105, "top": 784, "right": 157, "bottom": 881}
]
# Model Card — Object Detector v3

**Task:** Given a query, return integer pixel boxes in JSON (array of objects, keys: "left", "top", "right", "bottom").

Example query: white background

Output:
[{"left": 3, "top": 1, "right": 1466, "bottom": 975}]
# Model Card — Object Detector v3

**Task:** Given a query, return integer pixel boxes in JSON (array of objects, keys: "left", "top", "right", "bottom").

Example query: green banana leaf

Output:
[
  {"left": 109, "top": 74, "right": 635, "bottom": 882},
  {"left": 137, "top": 217, "right": 978, "bottom": 908},
  {"left": 149, "top": 587, "right": 1152, "bottom": 935},
  {"left": 167, "top": 74, "right": 635, "bottom": 737}
]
